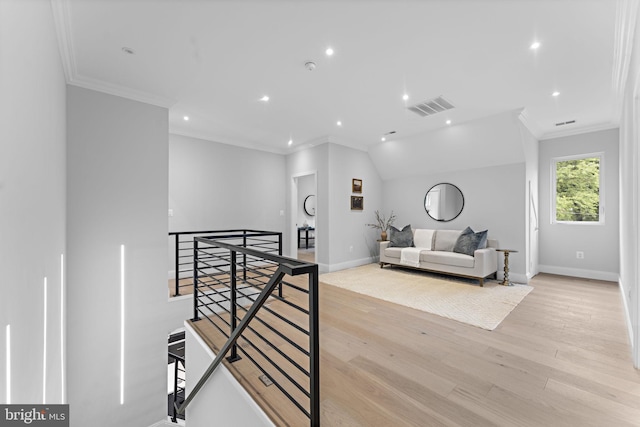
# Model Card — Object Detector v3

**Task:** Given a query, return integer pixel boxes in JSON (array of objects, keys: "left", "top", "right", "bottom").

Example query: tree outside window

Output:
[{"left": 552, "top": 154, "right": 603, "bottom": 223}]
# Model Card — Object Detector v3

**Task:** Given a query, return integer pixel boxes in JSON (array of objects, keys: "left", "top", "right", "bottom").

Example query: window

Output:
[{"left": 551, "top": 153, "right": 604, "bottom": 224}]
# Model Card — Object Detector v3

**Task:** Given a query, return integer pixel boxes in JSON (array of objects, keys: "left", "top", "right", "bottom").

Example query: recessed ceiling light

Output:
[
  {"left": 288, "top": 139, "right": 293, "bottom": 146},
  {"left": 325, "top": 47, "right": 334, "bottom": 56},
  {"left": 552, "top": 91, "right": 560, "bottom": 97},
  {"left": 446, "top": 120, "right": 452, "bottom": 125},
  {"left": 530, "top": 41, "right": 541, "bottom": 50},
  {"left": 402, "top": 94, "right": 409, "bottom": 101},
  {"left": 336, "top": 121, "right": 342, "bottom": 127},
  {"left": 121, "top": 47, "right": 135, "bottom": 55},
  {"left": 381, "top": 137, "right": 386, "bottom": 142},
  {"left": 259, "top": 95, "right": 269, "bottom": 102},
  {"left": 183, "top": 116, "right": 189, "bottom": 121}
]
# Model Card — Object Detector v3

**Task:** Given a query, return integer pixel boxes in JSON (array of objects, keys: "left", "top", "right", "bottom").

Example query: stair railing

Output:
[
  {"left": 168, "top": 229, "right": 283, "bottom": 297},
  {"left": 168, "top": 352, "right": 185, "bottom": 423},
  {"left": 175, "top": 235, "right": 320, "bottom": 426}
]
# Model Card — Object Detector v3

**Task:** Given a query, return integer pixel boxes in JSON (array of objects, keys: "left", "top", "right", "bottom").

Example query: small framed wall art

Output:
[
  {"left": 352, "top": 178, "right": 362, "bottom": 193},
  {"left": 351, "top": 196, "right": 364, "bottom": 210}
]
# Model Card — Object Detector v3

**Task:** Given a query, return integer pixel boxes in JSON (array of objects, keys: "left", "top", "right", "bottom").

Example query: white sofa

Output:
[{"left": 379, "top": 228, "right": 498, "bottom": 286}]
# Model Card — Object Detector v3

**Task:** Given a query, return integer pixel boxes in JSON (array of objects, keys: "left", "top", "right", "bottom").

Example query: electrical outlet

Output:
[
  {"left": 168, "top": 209, "right": 174, "bottom": 217},
  {"left": 576, "top": 251, "right": 584, "bottom": 259},
  {"left": 349, "top": 246, "right": 353, "bottom": 253}
]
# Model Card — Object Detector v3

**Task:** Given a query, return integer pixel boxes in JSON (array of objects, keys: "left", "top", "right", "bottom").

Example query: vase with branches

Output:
[{"left": 366, "top": 210, "right": 396, "bottom": 241}]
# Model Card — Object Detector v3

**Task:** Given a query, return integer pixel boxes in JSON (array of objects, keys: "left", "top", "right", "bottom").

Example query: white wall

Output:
[
  {"left": 184, "top": 323, "right": 274, "bottom": 427},
  {"left": 327, "top": 144, "right": 383, "bottom": 270},
  {"left": 168, "top": 134, "right": 287, "bottom": 278},
  {"left": 383, "top": 163, "right": 528, "bottom": 282},
  {"left": 0, "top": 0, "right": 67, "bottom": 405},
  {"left": 538, "top": 128, "right": 620, "bottom": 281},
  {"left": 169, "top": 134, "right": 287, "bottom": 233},
  {"left": 67, "top": 86, "right": 169, "bottom": 427},
  {"left": 619, "top": 8, "right": 640, "bottom": 368},
  {"left": 520, "top": 120, "right": 540, "bottom": 279}
]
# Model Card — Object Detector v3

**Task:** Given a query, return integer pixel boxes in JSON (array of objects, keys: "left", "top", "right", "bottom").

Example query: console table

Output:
[
  {"left": 298, "top": 227, "right": 315, "bottom": 249},
  {"left": 496, "top": 249, "right": 518, "bottom": 286}
]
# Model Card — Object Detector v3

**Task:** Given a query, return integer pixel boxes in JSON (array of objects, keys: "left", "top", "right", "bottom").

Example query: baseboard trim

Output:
[
  {"left": 509, "top": 273, "right": 529, "bottom": 285},
  {"left": 317, "top": 262, "right": 330, "bottom": 274},
  {"left": 538, "top": 265, "right": 619, "bottom": 282},
  {"left": 618, "top": 276, "right": 636, "bottom": 366},
  {"left": 325, "top": 257, "right": 376, "bottom": 273}
]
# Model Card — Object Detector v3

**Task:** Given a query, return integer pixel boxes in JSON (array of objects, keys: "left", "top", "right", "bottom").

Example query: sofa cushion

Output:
[
  {"left": 384, "top": 247, "right": 402, "bottom": 259},
  {"left": 433, "top": 230, "right": 462, "bottom": 252},
  {"left": 453, "top": 227, "right": 488, "bottom": 256},
  {"left": 389, "top": 224, "right": 414, "bottom": 247},
  {"left": 420, "top": 251, "right": 475, "bottom": 268},
  {"left": 413, "top": 229, "right": 434, "bottom": 250}
]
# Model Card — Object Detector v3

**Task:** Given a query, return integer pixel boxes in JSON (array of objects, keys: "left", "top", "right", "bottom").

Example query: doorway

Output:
[{"left": 292, "top": 172, "right": 317, "bottom": 263}]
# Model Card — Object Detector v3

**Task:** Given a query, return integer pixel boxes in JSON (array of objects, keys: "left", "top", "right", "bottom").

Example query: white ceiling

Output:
[{"left": 53, "top": 0, "right": 625, "bottom": 154}]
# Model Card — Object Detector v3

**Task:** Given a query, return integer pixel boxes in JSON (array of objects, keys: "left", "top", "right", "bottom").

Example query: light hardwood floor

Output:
[
  {"left": 190, "top": 271, "right": 640, "bottom": 426},
  {"left": 297, "top": 248, "right": 316, "bottom": 264}
]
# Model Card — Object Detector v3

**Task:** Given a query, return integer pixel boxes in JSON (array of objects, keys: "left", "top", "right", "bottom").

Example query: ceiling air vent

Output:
[
  {"left": 555, "top": 120, "right": 576, "bottom": 127},
  {"left": 407, "top": 96, "right": 454, "bottom": 117}
]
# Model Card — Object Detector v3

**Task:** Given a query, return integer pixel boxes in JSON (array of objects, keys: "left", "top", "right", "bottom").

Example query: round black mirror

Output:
[
  {"left": 304, "top": 195, "right": 316, "bottom": 216},
  {"left": 424, "top": 183, "right": 464, "bottom": 222}
]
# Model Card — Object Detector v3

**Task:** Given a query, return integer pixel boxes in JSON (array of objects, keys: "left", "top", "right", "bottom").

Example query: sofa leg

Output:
[
  {"left": 479, "top": 278, "right": 484, "bottom": 287},
  {"left": 380, "top": 262, "right": 384, "bottom": 268}
]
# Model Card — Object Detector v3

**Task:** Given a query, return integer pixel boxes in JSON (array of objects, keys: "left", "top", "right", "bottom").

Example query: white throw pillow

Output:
[{"left": 413, "top": 229, "right": 434, "bottom": 250}]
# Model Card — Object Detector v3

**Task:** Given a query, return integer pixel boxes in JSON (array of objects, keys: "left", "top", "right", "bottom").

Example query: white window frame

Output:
[{"left": 551, "top": 152, "right": 605, "bottom": 225}]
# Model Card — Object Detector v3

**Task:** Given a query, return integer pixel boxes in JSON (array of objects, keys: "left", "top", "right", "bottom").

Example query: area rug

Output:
[{"left": 320, "top": 263, "right": 533, "bottom": 330}]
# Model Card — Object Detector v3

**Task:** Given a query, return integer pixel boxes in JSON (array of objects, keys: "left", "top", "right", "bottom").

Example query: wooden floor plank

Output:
[{"left": 188, "top": 270, "right": 640, "bottom": 426}]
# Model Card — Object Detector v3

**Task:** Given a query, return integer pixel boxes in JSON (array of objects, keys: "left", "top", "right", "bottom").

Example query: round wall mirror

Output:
[
  {"left": 424, "top": 183, "right": 464, "bottom": 222},
  {"left": 304, "top": 195, "right": 316, "bottom": 216}
]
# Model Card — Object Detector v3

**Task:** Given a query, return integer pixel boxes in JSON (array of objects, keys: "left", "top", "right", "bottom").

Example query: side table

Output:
[
  {"left": 298, "top": 227, "right": 315, "bottom": 249},
  {"left": 496, "top": 249, "right": 518, "bottom": 286}
]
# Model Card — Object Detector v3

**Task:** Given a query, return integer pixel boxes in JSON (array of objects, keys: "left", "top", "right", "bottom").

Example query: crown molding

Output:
[
  {"left": 51, "top": 0, "right": 174, "bottom": 109},
  {"left": 69, "top": 74, "right": 175, "bottom": 108},
  {"left": 611, "top": 0, "right": 639, "bottom": 119},
  {"left": 539, "top": 121, "right": 619, "bottom": 141},
  {"left": 51, "top": 0, "right": 75, "bottom": 83},
  {"left": 300, "top": 135, "right": 370, "bottom": 154},
  {"left": 169, "top": 126, "right": 289, "bottom": 155},
  {"left": 517, "top": 110, "right": 543, "bottom": 140}
]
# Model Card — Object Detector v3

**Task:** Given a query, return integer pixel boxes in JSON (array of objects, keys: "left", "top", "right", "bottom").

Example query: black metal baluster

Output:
[
  {"left": 227, "top": 250, "right": 241, "bottom": 362},
  {"left": 192, "top": 239, "right": 200, "bottom": 321},
  {"left": 278, "top": 232, "right": 283, "bottom": 298},
  {"left": 174, "top": 234, "right": 180, "bottom": 296},
  {"left": 242, "top": 230, "right": 247, "bottom": 282},
  {"left": 172, "top": 356, "right": 179, "bottom": 422},
  {"left": 309, "top": 267, "right": 320, "bottom": 427}
]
